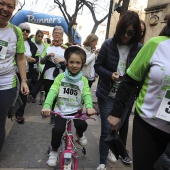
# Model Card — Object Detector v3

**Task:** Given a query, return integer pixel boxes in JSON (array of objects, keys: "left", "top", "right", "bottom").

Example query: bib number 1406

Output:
[{"left": 63, "top": 87, "right": 78, "bottom": 96}]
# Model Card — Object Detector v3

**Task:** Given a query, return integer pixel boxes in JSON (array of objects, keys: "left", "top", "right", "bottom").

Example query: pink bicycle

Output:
[{"left": 48, "top": 110, "right": 96, "bottom": 170}]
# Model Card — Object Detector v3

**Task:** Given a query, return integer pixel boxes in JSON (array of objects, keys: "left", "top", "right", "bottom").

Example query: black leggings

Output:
[
  {"left": 51, "top": 115, "right": 88, "bottom": 150},
  {"left": 16, "top": 73, "right": 28, "bottom": 117},
  {"left": 0, "top": 88, "right": 16, "bottom": 152},
  {"left": 133, "top": 112, "right": 170, "bottom": 170}
]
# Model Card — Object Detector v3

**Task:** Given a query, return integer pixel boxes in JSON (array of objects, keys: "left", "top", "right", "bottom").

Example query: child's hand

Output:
[
  {"left": 41, "top": 108, "right": 51, "bottom": 117},
  {"left": 86, "top": 108, "right": 97, "bottom": 116}
]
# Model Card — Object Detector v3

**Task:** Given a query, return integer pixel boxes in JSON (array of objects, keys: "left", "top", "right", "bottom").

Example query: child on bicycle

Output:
[{"left": 41, "top": 46, "right": 97, "bottom": 167}]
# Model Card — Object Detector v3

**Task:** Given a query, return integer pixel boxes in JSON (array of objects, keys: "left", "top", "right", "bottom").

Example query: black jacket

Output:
[
  {"left": 26, "top": 38, "right": 38, "bottom": 80},
  {"left": 94, "top": 37, "right": 142, "bottom": 102}
]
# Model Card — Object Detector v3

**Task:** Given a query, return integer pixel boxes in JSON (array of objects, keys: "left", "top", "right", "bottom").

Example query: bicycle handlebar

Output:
[{"left": 51, "top": 110, "right": 96, "bottom": 121}]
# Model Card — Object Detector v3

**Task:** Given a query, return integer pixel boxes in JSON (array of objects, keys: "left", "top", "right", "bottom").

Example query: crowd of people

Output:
[{"left": 0, "top": 0, "right": 170, "bottom": 170}]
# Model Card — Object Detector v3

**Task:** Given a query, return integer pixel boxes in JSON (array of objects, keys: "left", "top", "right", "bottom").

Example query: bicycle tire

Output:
[{"left": 63, "top": 157, "right": 73, "bottom": 170}]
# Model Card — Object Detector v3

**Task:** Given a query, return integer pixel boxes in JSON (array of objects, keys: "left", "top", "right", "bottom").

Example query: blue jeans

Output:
[{"left": 98, "top": 96, "right": 129, "bottom": 165}]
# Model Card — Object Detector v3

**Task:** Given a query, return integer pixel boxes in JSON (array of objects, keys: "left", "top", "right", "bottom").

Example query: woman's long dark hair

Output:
[
  {"left": 159, "top": 15, "right": 170, "bottom": 36},
  {"left": 114, "top": 10, "right": 141, "bottom": 44}
]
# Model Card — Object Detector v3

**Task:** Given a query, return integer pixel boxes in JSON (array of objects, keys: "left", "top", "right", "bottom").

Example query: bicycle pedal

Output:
[
  {"left": 75, "top": 139, "right": 80, "bottom": 145},
  {"left": 47, "top": 146, "right": 52, "bottom": 156},
  {"left": 82, "top": 147, "right": 86, "bottom": 155}
]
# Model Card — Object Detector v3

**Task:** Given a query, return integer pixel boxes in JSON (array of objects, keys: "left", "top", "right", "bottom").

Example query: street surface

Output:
[{"left": 0, "top": 78, "right": 133, "bottom": 170}]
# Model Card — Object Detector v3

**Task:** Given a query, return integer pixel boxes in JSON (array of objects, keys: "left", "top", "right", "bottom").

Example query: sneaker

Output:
[
  {"left": 32, "top": 97, "right": 36, "bottom": 103},
  {"left": 16, "top": 116, "right": 25, "bottom": 124},
  {"left": 119, "top": 150, "right": 132, "bottom": 164},
  {"left": 27, "top": 95, "right": 33, "bottom": 103},
  {"left": 47, "top": 151, "right": 58, "bottom": 167},
  {"left": 107, "top": 150, "right": 117, "bottom": 163},
  {"left": 97, "top": 164, "right": 106, "bottom": 170},
  {"left": 77, "top": 133, "right": 87, "bottom": 146},
  {"left": 39, "top": 99, "right": 43, "bottom": 105}
]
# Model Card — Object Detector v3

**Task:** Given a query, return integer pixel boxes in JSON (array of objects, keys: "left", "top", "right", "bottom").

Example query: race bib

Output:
[
  {"left": 109, "top": 81, "right": 121, "bottom": 98},
  {"left": 58, "top": 82, "right": 81, "bottom": 100},
  {"left": 0, "top": 40, "right": 8, "bottom": 59},
  {"left": 156, "top": 89, "right": 170, "bottom": 122}
]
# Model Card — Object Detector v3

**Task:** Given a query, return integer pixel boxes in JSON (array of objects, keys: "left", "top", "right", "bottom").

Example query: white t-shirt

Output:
[
  {"left": 127, "top": 36, "right": 170, "bottom": 133},
  {"left": 109, "top": 44, "right": 130, "bottom": 98},
  {"left": 117, "top": 44, "right": 130, "bottom": 76},
  {"left": 0, "top": 23, "right": 25, "bottom": 90},
  {"left": 44, "top": 46, "right": 65, "bottom": 80},
  {"left": 24, "top": 40, "right": 31, "bottom": 72},
  {"left": 35, "top": 43, "right": 44, "bottom": 56}
]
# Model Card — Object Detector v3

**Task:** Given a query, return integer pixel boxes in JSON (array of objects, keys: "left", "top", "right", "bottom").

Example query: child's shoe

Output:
[
  {"left": 97, "top": 164, "right": 106, "bottom": 170},
  {"left": 77, "top": 133, "right": 87, "bottom": 146},
  {"left": 47, "top": 151, "right": 58, "bottom": 166}
]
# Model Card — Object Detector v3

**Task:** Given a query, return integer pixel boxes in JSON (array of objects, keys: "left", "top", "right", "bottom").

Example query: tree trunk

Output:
[
  {"left": 91, "top": 24, "right": 99, "bottom": 34},
  {"left": 120, "top": 0, "right": 130, "bottom": 15},
  {"left": 68, "top": 27, "right": 73, "bottom": 43}
]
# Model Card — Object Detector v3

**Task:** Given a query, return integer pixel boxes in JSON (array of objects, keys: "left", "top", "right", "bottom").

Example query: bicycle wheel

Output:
[{"left": 63, "top": 157, "right": 73, "bottom": 170}]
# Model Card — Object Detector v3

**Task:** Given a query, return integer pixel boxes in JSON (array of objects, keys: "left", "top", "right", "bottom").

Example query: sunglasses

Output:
[
  {"left": 125, "top": 30, "right": 135, "bottom": 37},
  {"left": 22, "top": 29, "right": 30, "bottom": 33}
]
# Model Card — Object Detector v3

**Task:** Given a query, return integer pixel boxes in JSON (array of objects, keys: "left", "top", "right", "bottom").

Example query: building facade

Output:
[
  {"left": 108, "top": 0, "right": 170, "bottom": 44},
  {"left": 144, "top": 0, "right": 170, "bottom": 42}
]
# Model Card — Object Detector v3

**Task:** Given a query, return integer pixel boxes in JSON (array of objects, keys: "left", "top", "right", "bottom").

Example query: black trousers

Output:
[
  {"left": 88, "top": 80, "right": 95, "bottom": 89},
  {"left": 15, "top": 73, "right": 28, "bottom": 117},
  {"left": 43, "top": 79, "right": 56, "bottom": 110},
  {"left": 0, "top": 88, "right": 16, "bottom": 152},
  {"left": 119, "top": 103, "right": 133, "bottom": 146},
  {"left": 51, "top": 115, "right": 88, "bottom": 150},
  {"left": 133, "top": 112, "right": 170, "bottom": 170}
]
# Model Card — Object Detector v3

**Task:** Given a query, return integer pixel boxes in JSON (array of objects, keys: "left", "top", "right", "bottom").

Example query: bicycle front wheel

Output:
[{"left": 63, "top": 157, "right": 73, "bottom": 170}]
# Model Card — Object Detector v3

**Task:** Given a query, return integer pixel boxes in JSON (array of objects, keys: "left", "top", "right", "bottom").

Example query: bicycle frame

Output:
[
  {"left": 60, "top": 119, "right": 78, "bottom": 170},
  {"left": 51, "top": 110, "right": 95, "bottom": 170}
]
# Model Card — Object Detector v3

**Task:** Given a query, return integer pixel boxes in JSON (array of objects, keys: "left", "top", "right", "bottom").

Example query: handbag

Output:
[
  {"left": 153, "top": 142, "right": 170, "bottom": 170},
  {"left": 105, "top": 130, "right": 126, "bottom": 160}
]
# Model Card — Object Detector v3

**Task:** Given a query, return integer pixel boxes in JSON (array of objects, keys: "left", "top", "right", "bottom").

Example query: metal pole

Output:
[
  {"left": 73, "top": 29, "right": 75, "bottom": 43},
  {"left": 105, "top": 0, "right": 114, "bottom": 39},
  {"left": 72, "top": 29, "right": 74, "bottom": 43}
]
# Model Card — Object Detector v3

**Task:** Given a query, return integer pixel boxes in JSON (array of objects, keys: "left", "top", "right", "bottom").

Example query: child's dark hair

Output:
[{"left": 64, "top": 46, "right": 86, "bottom": 65}]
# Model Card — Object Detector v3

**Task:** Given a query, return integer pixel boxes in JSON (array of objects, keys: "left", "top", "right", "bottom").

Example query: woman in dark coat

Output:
[
  {"left": 95, "top": 10, "right": 142, "bottom": 170},
  {"left": 15, "top": 23, "right": 38, "bottom": 124}
]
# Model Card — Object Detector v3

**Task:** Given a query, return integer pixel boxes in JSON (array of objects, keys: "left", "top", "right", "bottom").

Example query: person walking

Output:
[
  {"left": 108, "top": 14, "right": 170, "bottom": 170},
  {"left": 29, "top": 30, "right": 49, "bottom": 103},
  {"left": 41, "top": 46, "right": 97, "bottom": 167},
  {"left": 94, "top": 10, "right": 142, "bottom": 170},
  {"left": 0, "top": 0, "right": 29, "bottom": 152},
  {"left": 15, "top": 22, "right": 38, "bottom": 124},
  {"left": 40, "top": 26, "right": 67, "bottom": 125},
  {"left": 118, "top": 18, "right": 147, "bottom": 155},
  {"left": 82, "top": 33, "right": 99, "bottom": 88}
]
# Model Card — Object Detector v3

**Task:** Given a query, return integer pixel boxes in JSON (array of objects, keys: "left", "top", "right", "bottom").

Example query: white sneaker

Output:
[
  {"left": 47, "top": 151, "right": 58, "bottom": 166},
  {"left": 107, "top": 150, "right": 117, "bottom": 163},
  {"left": 97, "top": 164, "right": 106, "bottom": 170},
  {"left": 77, "top": 133, "right": 87, "bottom": 146}
]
